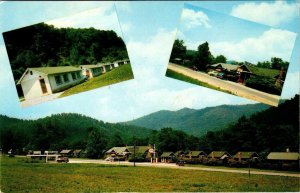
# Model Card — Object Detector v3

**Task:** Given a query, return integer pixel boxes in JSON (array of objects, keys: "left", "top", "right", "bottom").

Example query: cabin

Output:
[
  {"left": 267, "top": 152, "right": 299, "bottom": 170},
  {"left": 72, "top": 149, "right": 82, "bottom": 158},
  {"left": 105, "top": 147, "right": 131, "bottom": 160},
  {"left": 81, "top": 65, "right": 105, "bottom": 78},
  {"left": 60, "top": 150, "right": 73, "bottom": 157},
  {"left": 209, "top": 63, "right": 282, "bottom": 85},
  {"left": 17, "top": 66, "right": 84, "bottom": 100},
  {"left": 160, "top": 152, "right": 176, "bottom": 163},
  {"left": 126, "top": 146, "right": 157, "bottom": 162},
  {"left": 233, "top": 152, "right": 259, "bottom": 162},
  {"left": 228, "top": 152, "right": 259, "bottom": 167},
  {"left": 185, "top": 151, "right": 207, "bottom": 160},
  {"left": 115, "top": 59, "right": 129, "bottom": 67},
  {"left": 175, "top": 150, "right": 186, "bottom": 160},
  {"left": 207, "top": 151, "right": 231, "bottom": 165}
]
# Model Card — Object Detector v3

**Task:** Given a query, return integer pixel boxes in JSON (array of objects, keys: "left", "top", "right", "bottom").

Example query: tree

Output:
[
  {"left": 170, "top": 39, "right": 187, "bottom": 61},
  {"left": 86, "top": 127, "right": 108, "bottom": 158},
  {"left": 213, "top": 55, "right": 227, "bottom": 64},
  {"left": 194, "top": 42, "right": 213, "bottom": 71},
  {"left": 271, "top": 57, "right": 289, "bottom": 70},
  {"left": 257, "top": 61, "right": 271, "bottom": 69}
]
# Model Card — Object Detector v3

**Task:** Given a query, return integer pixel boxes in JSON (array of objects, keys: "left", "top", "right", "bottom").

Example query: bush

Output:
[
  {"left": 246, "top": 76, "right": 281, "bottom": 95},
  {"left": 128, "top": 155, "right": 145, "bottom": 162}
]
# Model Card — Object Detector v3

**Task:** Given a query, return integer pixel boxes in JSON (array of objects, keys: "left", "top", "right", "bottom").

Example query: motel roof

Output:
[
  {"left": 30, "top": 66, "right": 81, "bottom": 75},
  {"left": 81, "top": 65, "right": 103, "bottom": 69},
  {"left": 60, "top": 150, "right": 72, "bottom": 154},
  {"left": 17, "top": 66, "right": 81, "bottom": 84},
  {"left": 190, "top": 151, "right": 206, "bottom": 157},
  {"left": 233, "top": 152, "right": 259, "bottom": 159},
  {"left": 211, "top": 63, "right": 238, "bottom": 71},
  {"left": 208, "top": 151, "right": 230, "bottom": 158},
  {"left": 267, "top": 152, "right": 300, "bottom": 161},
  {"left": 160, "top": 152, "right": 175, "bottom": 158},
  {"left": 244, "top": 65, "right": 280, "bottom": 78}
]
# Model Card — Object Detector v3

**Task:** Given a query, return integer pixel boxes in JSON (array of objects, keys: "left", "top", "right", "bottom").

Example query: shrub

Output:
[{"left": 246, "top": 76, "right": 281, "bottom": 95}]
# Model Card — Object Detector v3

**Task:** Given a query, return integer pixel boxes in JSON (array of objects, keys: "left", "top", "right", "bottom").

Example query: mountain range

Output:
[{"left": 124, "top": 103, "right": 270, "bottom": 136}]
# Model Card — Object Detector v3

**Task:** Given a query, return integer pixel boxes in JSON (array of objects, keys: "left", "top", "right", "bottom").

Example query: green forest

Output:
[
  {"left": 0, "top": 95, "right": 298, "bottom": 158},
  {"left": 3, "top": 23, "right": 129, "bottom": 82}
]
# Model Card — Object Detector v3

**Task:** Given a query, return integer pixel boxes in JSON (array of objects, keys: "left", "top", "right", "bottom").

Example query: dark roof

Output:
[
  {"left": 161, "top": 152, "right": 175, "bottom": 157},
  {"left": 106, "top": 147, "right": 129, "bottom": 154},
  {"left": 190, "top": 151, "right": 206, "bottom": 157},
  {"left": 208, "top": 151, "right": 229, "bottom": 158},
  {"left": 233, "top": 152, "right": 258, "bottom": 159},
  {"left": 244, "top": 65, "right": 280, "bottom": 78},
  {"left": 126, "top": 146, "right": 150, "bottom": 154},
  {"left": 267, "top": 152, "right": 300, "bottom": 161}
]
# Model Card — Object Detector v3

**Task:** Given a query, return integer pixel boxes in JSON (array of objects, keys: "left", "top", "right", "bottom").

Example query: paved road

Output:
[
  {"left": 69, "top": 159, "right": 300, "bottom": 178},
  {"left": 167, "top": 63, "right": 280, "bottom": 106},
  {"left": 20, "top": 92, "right": 64, "bottom": 107}
]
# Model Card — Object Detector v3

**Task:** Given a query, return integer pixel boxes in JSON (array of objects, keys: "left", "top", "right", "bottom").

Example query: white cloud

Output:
[
  {"left": 127, "top": 29, "right": 176, "bottom": 77},
  {"left": 181, "top": 8, "right": 212, "bottom": 29},
  {"left": 231, "top": 1, "right": 299, "bottom": 27},
  {"left": 45, "top": 4, "right": 126, "bottom": 36},
  {"left": 210, "top": 28, "right": 297, "bottom": 63}
]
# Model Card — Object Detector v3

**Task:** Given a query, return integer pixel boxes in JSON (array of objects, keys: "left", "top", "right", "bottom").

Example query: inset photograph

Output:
[
  {"left": 3, "top": 5, "right": 133, "bottom": 107},
  {"left": 166, "top": 4, "right": 297, "bottom": 106}
]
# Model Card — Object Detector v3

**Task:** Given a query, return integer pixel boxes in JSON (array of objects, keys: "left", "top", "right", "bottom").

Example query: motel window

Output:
[
  {"left": 71, "top": 72, "right": 77, "bottom": 80},
  {"left": 76, "top": 72, "right": 81, "bottom": 79},
  {"left": 63, "top": 74, "right": 69, "bottom": 82},
  {"left": 55, "top": 75, "right": 62, "bottom": 85}
]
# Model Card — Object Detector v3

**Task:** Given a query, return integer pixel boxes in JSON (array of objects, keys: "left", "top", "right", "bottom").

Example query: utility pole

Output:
[{"left": 133, "top": 139, "right": 136, "bottom": 167}]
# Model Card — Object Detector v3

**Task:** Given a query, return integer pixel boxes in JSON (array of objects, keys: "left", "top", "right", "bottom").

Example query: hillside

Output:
[
  {"left": 200, "top": 95, "right": 299, "bottom": 152},
  {"left": 0, "top": 113, "right": 152, "bottom": 152},
  {"left": 124, "top": 103, "right": 270, "bottom": 136}
]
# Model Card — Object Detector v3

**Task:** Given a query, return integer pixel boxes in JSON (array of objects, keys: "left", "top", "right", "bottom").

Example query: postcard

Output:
[{"left": 166, "top": 3, "right": 297, "bottom": 106}]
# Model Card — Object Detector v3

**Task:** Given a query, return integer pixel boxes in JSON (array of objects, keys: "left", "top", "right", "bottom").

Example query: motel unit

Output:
[{"left": 17, "top": 66, "right": 84, "bottom": 100}]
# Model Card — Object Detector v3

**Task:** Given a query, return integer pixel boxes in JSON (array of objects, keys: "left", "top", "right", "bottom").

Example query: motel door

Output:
[
  {"left": 86, "top": 70, "right": 90, "bottom": 78},
  {"left": 39, "top": 79, "right": 48, "bottom": 94}
]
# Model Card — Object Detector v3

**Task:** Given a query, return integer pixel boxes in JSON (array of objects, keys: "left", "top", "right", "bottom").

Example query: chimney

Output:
[{"left": 212, "top": 152, "right": 214, "bottom": 159}]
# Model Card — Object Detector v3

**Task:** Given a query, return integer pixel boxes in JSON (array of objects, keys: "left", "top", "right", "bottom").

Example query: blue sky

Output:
[
  {"left": 0, "top": 1, "right": 299, "bottom": 122},
  {"left": 178, "top": 3, "right": 297, "bottom": 64}
]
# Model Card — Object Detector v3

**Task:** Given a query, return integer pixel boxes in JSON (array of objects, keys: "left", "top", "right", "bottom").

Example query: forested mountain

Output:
[
  {"left": 0, "top": 113, "right": 152, "bottom": 154},
  {"left": 3, "top": 23, "right": 129, "bottom": 82},
  {"left": 199, "top": 95, "right": 299, "bottom": 153},
  {"left": 0, "top": 96, "right": 298, "bottom": 157},
  {"left": 124, "top": 103, "right": 270, "bottom": 136}
]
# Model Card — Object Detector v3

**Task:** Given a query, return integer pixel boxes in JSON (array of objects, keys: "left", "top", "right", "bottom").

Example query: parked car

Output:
[
  {"left": 57, "top": 156, "right": 69, "bottom": 163},
  {"left": 216, "top": 72, "right": 226, "bottom": 79},
  {"left": 176, "top": 160, "right": 185, "bottom": 166},
  {"left": 208, "top": 70, "right": 218, "bottom": 77},
  {"left": 105, "top": 157, "right": 115, "bottom": 162}
]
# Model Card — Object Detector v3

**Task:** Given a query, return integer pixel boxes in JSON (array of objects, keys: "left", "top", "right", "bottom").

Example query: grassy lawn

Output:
[
  {"left": 1, "top": 156, "right": 299, "bottom": 192},
  {"left": 166, "top": 69, "right": 234, "bottom": 95},
  {"left": 60, "top": 64, "right": 134, "bottom": 98},
  {"left": 185, "top": 164, "right": 300, "bottom": 174}
]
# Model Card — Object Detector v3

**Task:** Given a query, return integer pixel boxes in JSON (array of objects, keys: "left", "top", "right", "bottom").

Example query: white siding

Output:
[
  {"left": 21, "top": 70, "right": 52, "bottom": 100},
  {"left": 48, "top": 71, "right": 83, "bottom": 92}
]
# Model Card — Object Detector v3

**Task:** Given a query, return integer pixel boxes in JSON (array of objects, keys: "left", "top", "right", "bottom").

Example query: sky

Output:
[
  {"left": 0, "top": 1, "right": 299, "bottom": 123},
  {"left": 178, "top": 3, "right": 297, "bottom": 64}
]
